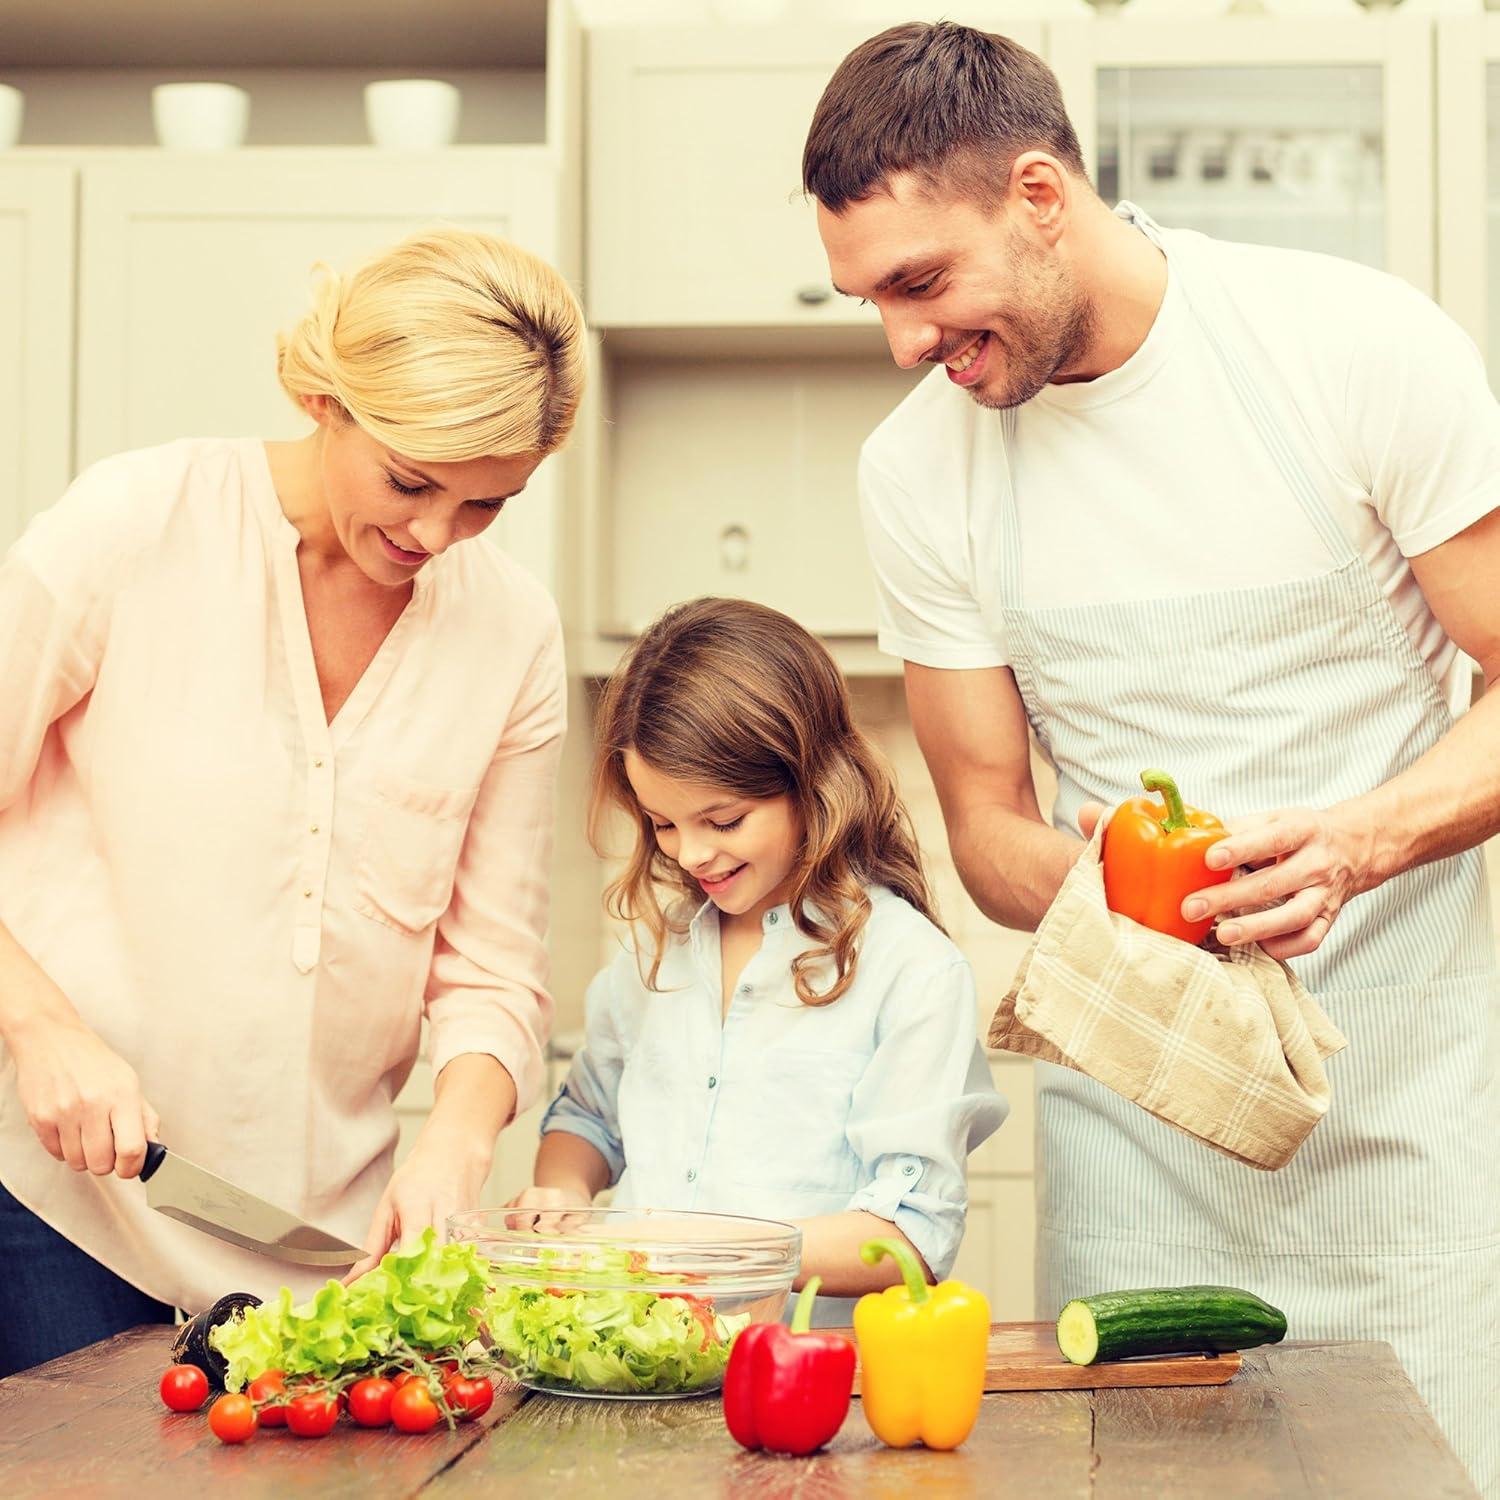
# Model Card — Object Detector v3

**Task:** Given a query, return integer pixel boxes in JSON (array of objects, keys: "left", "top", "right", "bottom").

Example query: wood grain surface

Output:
[
  {"left": 0, "top": 1327, "right": 1480, "bottom": 1499},
  {"left": 833, "top": 1321, "right": 1241, "bottom": 1393}
]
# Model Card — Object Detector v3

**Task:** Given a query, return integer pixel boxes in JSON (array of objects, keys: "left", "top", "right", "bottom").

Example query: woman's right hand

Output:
[{"left": 10, "top": 1014, "right": 159, "bottom": 1179}]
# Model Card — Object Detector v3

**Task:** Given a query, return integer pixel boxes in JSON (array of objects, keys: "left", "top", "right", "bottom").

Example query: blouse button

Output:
[
  {"left": 707, "top": 1076, "right": 717, "bottom": 1089},
  {"left": 302, "top": 889, "right": 313, "bottom": 899},
  {"left": 902, "top": 1163, "right": 917, "bottom": 1177},
  {"left": 686, "top": 1168, "right": 697, "bottom": 1183},
  {"left": 314, "top": 759, "right": 324, "bottom": 769},
  {"left": 767, "top": 911, "right": 779, "bottom": 925},
  {"left": 309, "top": 825, "right": 319, "bottom": 835}
]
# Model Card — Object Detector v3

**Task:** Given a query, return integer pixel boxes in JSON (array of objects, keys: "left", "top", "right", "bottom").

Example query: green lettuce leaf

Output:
[
  {"left": 480, "top": 1280, "right": 749, "bottom": 1395},
  {"left": 208, "top": 1228, "right": 490, "bottom": 1391}
]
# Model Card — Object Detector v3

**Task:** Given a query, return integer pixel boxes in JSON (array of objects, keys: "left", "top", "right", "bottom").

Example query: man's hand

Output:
[
  {"left": 1078, "top": 802, "right": 1107, "bottom": 841},
  {"left": 1181, "top": 805, "right": 1379, "bottom": 961}
]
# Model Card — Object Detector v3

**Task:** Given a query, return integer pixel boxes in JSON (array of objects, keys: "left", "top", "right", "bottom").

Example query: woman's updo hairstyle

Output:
[{"left": 277, "top": 226, "right": 586, "bottom": 461}]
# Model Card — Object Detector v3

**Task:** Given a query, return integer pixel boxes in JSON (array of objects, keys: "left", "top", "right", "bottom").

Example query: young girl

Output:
[{"left": 511, "top": 597, "right": 1006, "bottom": 1307}]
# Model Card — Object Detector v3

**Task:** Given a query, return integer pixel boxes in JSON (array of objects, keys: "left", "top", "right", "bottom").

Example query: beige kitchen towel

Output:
[{"left": 987, "top": 823, "right": 1348, "bottom": 1171}]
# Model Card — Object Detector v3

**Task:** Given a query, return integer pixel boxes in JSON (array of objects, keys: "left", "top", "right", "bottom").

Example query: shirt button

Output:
[
  {"left": 739, "top": 984, "right": 753, "bottom": 997},
  {"left": 768, "top": 911, "right": 779, "bottom": 925},
  {"left": 302, "top": 889, "right": 313, "bottom": 899},
  {"left": 902, "top": 1163, "right": 917, "bottom": 1177},
  {"left": 708, "top": 1076, "right": 717, "bottom": 1089},
  {"left": 686, "top": 1168, "right": 697, "bottom": 1183},
  {"left": 314, "top": 759, "right": 324, "bottom": 769},
  {"left": 309, "top": 825, "right": 319, "bottom": 835}
]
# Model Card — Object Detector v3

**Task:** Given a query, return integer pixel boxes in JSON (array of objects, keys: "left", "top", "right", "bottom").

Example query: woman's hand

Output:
[
  {"left": 1182, "top": 805, "right": 1379, "bottom": 961},
  {"left": 10, "top": 1012, "right": 159, "bottom": 1178},
  {"left": 345, "top": 1133, "right": 493, "bottom": 1282}
]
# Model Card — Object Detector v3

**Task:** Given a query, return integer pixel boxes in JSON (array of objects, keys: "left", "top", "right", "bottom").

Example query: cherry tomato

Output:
[
  {"left": 444, "top": 1374, "right": 494, "bottom": 1422},
  {"left": 246, "top": 1369, "right": 288, "bottom": 1427},
  {"left": 208, "top": 1393, "right": 257, "bottom": 1444},
  {"left": 390, "top": 1381, "right": 441, "bottom": 1434},
  {"left": 285, "top": 1391, "right": 340, "bottom": 1438},
  {"left": 347, "top": 1377, "right": 396, "bottom": 1428},
  {"left": 158, "top": 1363, "right": 209, "bottom": 1413}
]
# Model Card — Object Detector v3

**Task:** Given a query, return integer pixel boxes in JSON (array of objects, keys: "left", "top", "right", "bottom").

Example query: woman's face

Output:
[
  {"left": 310, "top": 397, "right": 543, "bottom": 585},
  {"left": 624, "top": 750, "right": 804, "bottom": 926}
]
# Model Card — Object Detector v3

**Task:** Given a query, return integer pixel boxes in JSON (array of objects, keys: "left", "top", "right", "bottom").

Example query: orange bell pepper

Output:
[{"left": 1102, "top": 769, "right": 1232, "bottom": 945}]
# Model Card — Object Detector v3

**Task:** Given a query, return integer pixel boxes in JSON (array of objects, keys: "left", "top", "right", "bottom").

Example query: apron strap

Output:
[{"left": 994, "top": 408, "right": 1024, "bottom": 608}]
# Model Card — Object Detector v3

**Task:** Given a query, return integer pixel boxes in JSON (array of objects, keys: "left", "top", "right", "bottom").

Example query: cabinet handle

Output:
[
  {"left": 795, "top": 285, "right": 832, "bottom": 306},
  {"left": 720, "top": 524, "right": 749, "bottom": 573}
]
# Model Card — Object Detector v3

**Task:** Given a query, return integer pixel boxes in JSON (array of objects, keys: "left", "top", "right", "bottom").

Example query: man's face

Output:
[{"left": 817, "top": 169, "right": 1092, "bottom": 411}]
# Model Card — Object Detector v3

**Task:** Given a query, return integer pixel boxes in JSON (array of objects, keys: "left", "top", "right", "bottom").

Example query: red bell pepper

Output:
[{"left": 722, "top": 1276, "right": 855, "bottom": 1456}]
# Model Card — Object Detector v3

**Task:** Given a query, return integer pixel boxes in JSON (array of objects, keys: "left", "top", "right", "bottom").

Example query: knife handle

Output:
[{"left": 141, "top": 1141, "right": 167, "bottom": 1182}]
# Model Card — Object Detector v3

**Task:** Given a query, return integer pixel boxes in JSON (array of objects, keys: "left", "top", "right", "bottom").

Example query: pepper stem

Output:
[
  {"left": 789, "top": 1276, "right": 822, "bottom": 1335},
  {"left": 860, "top": 1238, "right": 929, "bottom": 1303},
  {"left": 1140, "top": 769, "right": 1189, "bottom": 833}
]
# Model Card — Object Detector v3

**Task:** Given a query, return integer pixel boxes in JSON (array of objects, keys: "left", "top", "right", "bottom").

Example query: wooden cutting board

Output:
[{"left": 833, "top": 1321, "right": 1242, "bottom": 1393}]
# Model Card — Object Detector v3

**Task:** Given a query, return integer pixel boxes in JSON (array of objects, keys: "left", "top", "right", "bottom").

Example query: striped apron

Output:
[{"left": 991, "top": 206, "right": 1500, "bottom": 1494}]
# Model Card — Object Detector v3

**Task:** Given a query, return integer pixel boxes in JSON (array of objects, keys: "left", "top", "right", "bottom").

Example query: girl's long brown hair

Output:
[{"left": 590, "top": 597, "right": 940, "bottom": 1006}]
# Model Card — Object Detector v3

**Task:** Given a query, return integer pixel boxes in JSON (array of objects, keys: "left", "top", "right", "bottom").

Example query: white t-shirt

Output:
[{"left": 859, "top": 219, "right": 1500, "bottom": 716}]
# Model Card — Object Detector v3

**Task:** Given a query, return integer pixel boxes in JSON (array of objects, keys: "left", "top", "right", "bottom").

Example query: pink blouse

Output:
[{"left": 0, "top": 437, "right": 562, "bottom": 1312}]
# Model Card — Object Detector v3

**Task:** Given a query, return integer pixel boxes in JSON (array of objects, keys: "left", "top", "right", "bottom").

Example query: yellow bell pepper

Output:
[{"left": 852, "top": 1237, "right": 990, "bottom": 1450}]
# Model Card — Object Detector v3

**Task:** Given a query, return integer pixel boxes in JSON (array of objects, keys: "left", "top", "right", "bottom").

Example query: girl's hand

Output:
[
  {"left": 1182, "top": 805, "right": 1378, "bottom": 961},
  {"left": 345, "top": 1135, "right": 493, "bottom": 1282},
  {"left": 504, "top": 1183, "right": 593, "bottom": 1234},
  {"left": 10, "top": 1013, "right": 160, "bottom": 1178}
]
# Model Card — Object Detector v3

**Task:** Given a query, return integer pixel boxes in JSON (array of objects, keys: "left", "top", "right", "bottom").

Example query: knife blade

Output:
[{"left": 140, "top": 1142, "right": 364, "bottom": 1267}]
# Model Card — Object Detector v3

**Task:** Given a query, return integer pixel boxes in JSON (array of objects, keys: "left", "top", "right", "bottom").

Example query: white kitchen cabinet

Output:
[
  {"left": 953, "top": 1175, "right": 1036, "bottom": 1325},
  {"left": 587, "top": 341, "right": 921, "bottom": 641},
  {"left": 586, "top": 21, "right": 1045, "bottom": 329},
  {"left": 1048, "top": 11, "right": 1435, "bottom": 295},
  {"left": 1435, "top": 16, "right": 1500, "bottom": 391},
  {"left": 72, "top": 148, "right": 568, "bottom": 586},
  {"left": 0, "top": 164, "right": 75, "bottom": 549}
]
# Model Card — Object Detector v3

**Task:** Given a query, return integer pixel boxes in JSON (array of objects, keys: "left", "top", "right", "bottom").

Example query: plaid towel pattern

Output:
[{"left": 987, "top": 823, "right": 1348, "bottom": 1171}]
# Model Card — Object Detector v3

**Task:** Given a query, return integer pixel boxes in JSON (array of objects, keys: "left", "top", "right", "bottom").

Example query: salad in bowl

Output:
[{"left": 449, "top": 1206, "right": 801, "bottom": 1399}]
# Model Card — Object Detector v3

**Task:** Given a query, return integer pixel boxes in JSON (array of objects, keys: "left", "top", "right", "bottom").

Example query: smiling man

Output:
[{"left": 804, "top": 21, "right": 1500, "bottom": 1495}]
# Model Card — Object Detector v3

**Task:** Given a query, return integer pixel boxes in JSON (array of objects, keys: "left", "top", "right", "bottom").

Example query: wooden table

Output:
[{"left": 0, "top": 1327, "right": 1479, "bottom": 1499}]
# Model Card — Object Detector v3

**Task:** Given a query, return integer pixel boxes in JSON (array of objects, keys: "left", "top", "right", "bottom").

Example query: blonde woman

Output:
[{"left": 0, "top": 228, "right": 585, "bottom": 1372}]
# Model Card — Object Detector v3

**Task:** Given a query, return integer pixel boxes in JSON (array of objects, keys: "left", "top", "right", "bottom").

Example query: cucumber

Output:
[{"left": 1056, "top": 1285, "right": 1287, "bottom": 1365}]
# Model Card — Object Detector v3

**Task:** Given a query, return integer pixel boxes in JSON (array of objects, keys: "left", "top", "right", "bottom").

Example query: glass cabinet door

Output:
[{"left": 1049, "top": 14, "right": 1434, "bottom": 295}]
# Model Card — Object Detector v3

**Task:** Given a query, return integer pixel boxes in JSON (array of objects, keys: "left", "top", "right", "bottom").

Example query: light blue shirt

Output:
[{"left": 540, "top": 885, "right": 1007, "bottom": 1291}]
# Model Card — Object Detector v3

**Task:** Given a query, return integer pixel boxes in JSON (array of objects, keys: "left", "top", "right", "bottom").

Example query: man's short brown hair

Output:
[{"left": 802, "top": 21, "right": 1087, "bottom": 213}]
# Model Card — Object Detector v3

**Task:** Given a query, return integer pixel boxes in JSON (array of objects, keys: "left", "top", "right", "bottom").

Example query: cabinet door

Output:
[
  {"left": 951, "top": 1175, "right": 1036, "bottom": 1324},
  {"left": 588, "top": 22, "right": 1045, "bottom": 327},
  {"left": 0, "top": 164, "right": 74, "bottom": 549},
  {"left": 1049, "top": 13, "right": 1434, "bottom": 294},
  {"left": 74, "top": 150, "right": 563, "bottom": 585},
  {"left": 1436, "top": 16, "right": 1500, "bottom": 388},
  {"left": 603, "top": 349, "right": 920, "bottom": 635}
]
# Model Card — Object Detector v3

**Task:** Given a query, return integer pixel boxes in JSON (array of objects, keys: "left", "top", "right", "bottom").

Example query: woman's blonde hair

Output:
[
  {"left": 592, "top": 597, "right": 940, "bottom": 1007},
  {"left": 277, "top": 227, "right": 586, "bottom": 461}
]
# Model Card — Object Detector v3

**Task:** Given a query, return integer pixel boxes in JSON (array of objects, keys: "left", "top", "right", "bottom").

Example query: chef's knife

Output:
[{"left": 140, "top": 1142, "right": 364, "bottom": 1267}]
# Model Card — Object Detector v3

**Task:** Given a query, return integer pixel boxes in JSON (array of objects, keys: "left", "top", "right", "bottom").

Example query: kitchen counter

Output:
[{"left": 0, "top": 1326, "right": 1479, "bottom": 1498}]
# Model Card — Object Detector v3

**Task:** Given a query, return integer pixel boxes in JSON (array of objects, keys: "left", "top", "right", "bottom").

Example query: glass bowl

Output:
[{"left": 447, "top": 1206, "right": 800, "bottom": 1399}]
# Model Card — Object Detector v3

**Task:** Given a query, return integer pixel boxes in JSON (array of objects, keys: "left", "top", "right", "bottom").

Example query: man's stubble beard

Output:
[{"left": 969, "top": 253, "right": 1096, "bottom": 413}]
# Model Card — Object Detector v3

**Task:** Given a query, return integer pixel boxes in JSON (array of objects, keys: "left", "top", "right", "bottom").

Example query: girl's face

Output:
[
  {"left": 624, "top": 750, "right": 803, "bottom": 925},
  {"left": 307, "top": 395, "right": 542, "bottom": 585}
]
